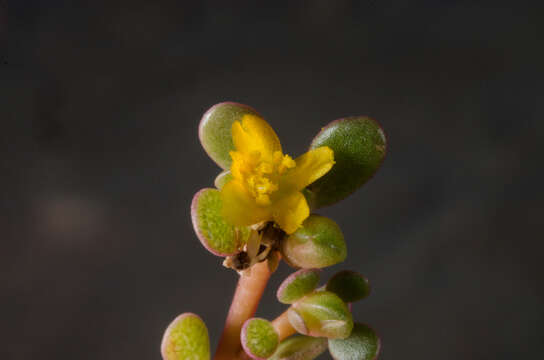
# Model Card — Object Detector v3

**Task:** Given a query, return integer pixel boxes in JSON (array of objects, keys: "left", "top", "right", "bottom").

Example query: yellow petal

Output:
[
  {"left": 221, "top": 179, "right": 272, "bottom": 227},
  {"left": 281, "top": 146, "right": 335, "bottom": 191},
  {"left": 229, "top": 151, "right": 245, "bottom": 180},
  {"left": 232, "top": 114, "right": 282, "bottom": 160},
  {"left": 272, "top": 191, "right": 310, "bottom": 234}
]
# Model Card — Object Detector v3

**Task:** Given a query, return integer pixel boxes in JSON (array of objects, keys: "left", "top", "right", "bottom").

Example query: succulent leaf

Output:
[
  {"left": 326, "top": 271, "right": 371, "bottom": 303},
  {"left": 214, "top": 170, "right": 233, "bottom": 190},
  {"left": 277, "top": 269, "right": 321, "bottom": 304},
  {"left": 328, "top": 323, "right": 380, "bottom": 360},
  {"left": 161, "top": 313, "right": 210, "bottom": 360},
  {"left": 287, "top": 291, "right": 353, "bottom": 339},
  {"left": 199, "top": 102, "right": 261, "bottom": 169},
  {"left": 281, "top": 215, "right": 346, "bottom": 269},
  {"left": 191, "top": 188, "right": 249, "bottom": 256},
  {"left": 306, "top": 117, "right": 386, "bottom": 208},
  {"left": 269, "top": 335, "right": 328, "bottom": 360},
  {"left": 241, "top": 318, "right": 280, "bottom": 360}
]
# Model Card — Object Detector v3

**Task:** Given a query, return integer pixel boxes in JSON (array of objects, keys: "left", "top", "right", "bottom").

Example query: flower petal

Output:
[
  {"left": 272, "top": 191, "right": 310, "bottom": 234},
  {"left": 282, "top": 146, "right": 335, "bottom": 191},
  {"left": 232, "top": 114, "right": 282, "bottom": 160},
  {"left": 221, "top": 179, "right": 272, "bottom": 227}
]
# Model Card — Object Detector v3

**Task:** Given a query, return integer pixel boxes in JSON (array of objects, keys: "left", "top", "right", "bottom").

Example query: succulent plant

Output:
[{"left": 161, "top": 102, "right": 387, "bottom": 360}]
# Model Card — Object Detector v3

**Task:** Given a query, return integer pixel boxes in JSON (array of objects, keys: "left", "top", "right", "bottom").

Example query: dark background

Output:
[{"left": 1, "top": 1, "right": 543, "bottom": 359}]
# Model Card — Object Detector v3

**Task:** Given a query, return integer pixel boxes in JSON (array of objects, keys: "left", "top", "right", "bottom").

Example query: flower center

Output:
[{"left": 231, "top": 150, "right": 296, "bottom": 206}]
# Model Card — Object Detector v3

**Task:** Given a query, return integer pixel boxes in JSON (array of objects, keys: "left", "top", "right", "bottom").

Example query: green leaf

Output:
[
  {"left": 191, "top": 188, "right": 249, "bottom": 256},
  {"left": 281, "top": 215, "right": 346, "bottom": 269},
  {"left": 270, "top": 335, "right": 328, "bottom": 360},
  {"left": 161, "top": 313, "right": 210, "bottom": 360},
  {"left": 277, "top": 269, "right": 321, "bottom": 304},
  {"left": 214, "top": 170, "right": 233, "bottom": 189},
  {"left": 199, "top": 102, "right": 261, "bottom": 169},
  {"left": 328, "top": 323, "right": 380, "bottom": 360},
  {"left": 241, "top": 318, "right": 279, "bottom": 360},
  {"left": 288, "top": 291, "right": 353, "bottom": 339},
  {"left": 326, "top": 271, "right": 371, "bottom": 303},
  {"left": 306, "top": 117, "right": 386, "bottom": 208}
]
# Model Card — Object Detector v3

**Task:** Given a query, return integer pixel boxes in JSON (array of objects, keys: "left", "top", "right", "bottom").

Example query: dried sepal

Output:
[
  {"left": 268, "top": 250, "right": 281, "bottom": 273},
  {"left": 223, "top": 223, "right": 284, "bottom": 274}
]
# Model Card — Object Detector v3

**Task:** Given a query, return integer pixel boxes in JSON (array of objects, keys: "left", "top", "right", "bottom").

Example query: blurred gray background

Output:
[{"left": 1, "top": 1, "right": 543, "bottom": 359}]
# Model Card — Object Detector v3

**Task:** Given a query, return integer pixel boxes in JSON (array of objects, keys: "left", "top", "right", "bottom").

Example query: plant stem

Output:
[
  {"left": 271, "top": 309, "right": 296, "bottom": 341},
  {"left": 214, "top": 260, "right": 272, "bottom": 360}
]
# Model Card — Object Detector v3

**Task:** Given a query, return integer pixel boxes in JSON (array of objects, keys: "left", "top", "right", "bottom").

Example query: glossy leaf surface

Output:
[
  {"left": 306, "top": 117, "right": 386, "bottom": 208},
  {"left": 288, "top": 291, "right": 353, "bottom": 339},
  {"left": 199, "top": 102, "right": 261, "bottom": 169},
  {"left": 281, "top": 215, "right": 346, "bottom": 269},
  {"left": 214, "top": 170, "right": 233, "bottom": 189}
]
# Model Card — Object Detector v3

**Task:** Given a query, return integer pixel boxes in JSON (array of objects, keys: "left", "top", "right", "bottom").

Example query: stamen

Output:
[
  {"left": 278, "top": 154, "right": 296, "bottom": 174},
  {"left": 232, "top": 148, "right": 296, "bottom": 203},
  {"left": 255, "top": 194, "right": 271, "bottom": 206}
]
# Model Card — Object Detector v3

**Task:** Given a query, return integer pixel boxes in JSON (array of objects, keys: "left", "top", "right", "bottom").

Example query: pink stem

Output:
[
  {"left": 214, "top": 261, "right": 272, "bottom": 360},
  {"left": 271, "top": 310, "right": 296, "bottom": 341}
]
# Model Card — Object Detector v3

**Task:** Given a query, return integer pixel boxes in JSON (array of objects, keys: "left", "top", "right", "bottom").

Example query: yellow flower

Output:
[{"left": 220, "top": 114, "right": 335, "bottom": 234}]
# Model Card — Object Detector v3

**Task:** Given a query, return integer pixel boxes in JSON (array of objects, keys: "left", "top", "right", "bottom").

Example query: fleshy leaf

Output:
[
  {"left": 269, "top": 335, "right": 328, "bottom": 360},
  {"left": 161, "top": 313, "right": 210, "bottom": 360},
  {"left": 287, "top": 291, "right": 353, "bottom": 339},
  {"left": 277, "top": 269, "right": 321, "bottom": 304},
  {"left": 328, "top": 323, "right": 380, "bottom": 360},
  {"left": 281, "top": 215, "right": 346, "bottom": 269},
  {"left": 199, "top": 102, "right": 261, "bottom": 169},
  {"left": 306, "top": 117, "right": 386, "bottom": 208},
  {"left": 326, "top": 271, "right": 371, "bottom": 303},
  {"left": 241, "top": 318, "right": 280, "bottom": 360},
  {"left": 191, "top": 188, "right": 249, "bottom": 256},
  {"left": 214, "top": 170, "right": 233, "bottom": 189}
]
